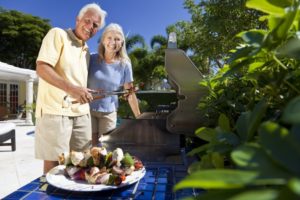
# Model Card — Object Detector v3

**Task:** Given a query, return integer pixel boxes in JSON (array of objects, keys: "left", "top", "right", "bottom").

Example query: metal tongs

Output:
[
  {"left": 62, "top": 88, "right": 176, "bottom": 108},
  {"left": 91, "top": 89, "right": 131, "bottom": 97},
  {"left": 62, "top": 88, "right": 136, "bottom": 108},
  {"left": 91, "top": 88, "right": 176, "bottom": 97}
]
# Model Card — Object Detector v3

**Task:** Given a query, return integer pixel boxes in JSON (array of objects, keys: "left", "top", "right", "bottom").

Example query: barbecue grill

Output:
[{"left": 103, "top": 33, "right": 207, "bottom": 165}]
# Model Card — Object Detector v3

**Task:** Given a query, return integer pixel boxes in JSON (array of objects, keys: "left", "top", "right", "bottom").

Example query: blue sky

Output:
[{"left": 0, "top": 0, "right": 190, "bottom": 53}]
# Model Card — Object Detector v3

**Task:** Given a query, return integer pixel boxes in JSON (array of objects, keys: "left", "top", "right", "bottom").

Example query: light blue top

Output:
[{"left": 88, "top": 53, "right": 133, "bottom": 112}]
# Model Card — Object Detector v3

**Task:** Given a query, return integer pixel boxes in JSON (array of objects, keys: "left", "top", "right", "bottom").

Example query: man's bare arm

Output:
[{"left": 36, "top": 61, "right": 93, "bottom": 103}]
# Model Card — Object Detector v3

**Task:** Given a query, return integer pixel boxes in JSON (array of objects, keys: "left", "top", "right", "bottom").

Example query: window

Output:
[
  {"left": 10, "top": 84, "right": 19, "bottom": 114},
  {"left": 0, "top": 83, "right": 7, "bottom": 107},
  {"left": 0, "top": 82, "right": 19, "bottom": 115}
]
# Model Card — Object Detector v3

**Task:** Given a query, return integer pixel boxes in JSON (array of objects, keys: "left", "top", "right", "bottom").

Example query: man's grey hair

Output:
[{"left": 78, "top": 3, "right": 107, "bottom": 29}]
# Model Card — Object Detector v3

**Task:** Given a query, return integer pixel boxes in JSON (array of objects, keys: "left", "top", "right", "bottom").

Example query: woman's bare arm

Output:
[{"left": 124, "top": 82, "right": 141, "bottom": 118}]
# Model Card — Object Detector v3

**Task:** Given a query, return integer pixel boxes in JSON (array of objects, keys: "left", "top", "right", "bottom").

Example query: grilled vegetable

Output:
[
  {"left": 58, "top": 147, "right": 143, "bottom": 186},
  {"left": 134, "top": 157, "right": 144, "bottom": 170},
  {"left": 58, "top": 152, "right": 71, "bottom": 166},
  {"left": 121, "top": 152, "right": 134, "bottom": 167},
  {"left": 70, "top": 151, "right": 84, "bottom": 166},
  {"left": 112, "top": 148, "right": 124, "bottom": 167},
  {"left": 67, "top": 167, "right": 86, "bottom": 180}
]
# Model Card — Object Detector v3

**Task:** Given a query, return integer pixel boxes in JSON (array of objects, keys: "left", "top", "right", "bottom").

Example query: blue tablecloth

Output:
[{"left": 3, "top": 163, "right": 202, "bottom": 200}]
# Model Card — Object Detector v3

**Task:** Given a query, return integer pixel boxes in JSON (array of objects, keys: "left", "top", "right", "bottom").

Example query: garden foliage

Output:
[{"left": 174, "top": 0, "right": 300, "bottom": 199}]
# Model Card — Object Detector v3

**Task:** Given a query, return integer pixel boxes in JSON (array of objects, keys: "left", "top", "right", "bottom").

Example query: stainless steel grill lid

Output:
[{"left": 165, "top": 41, "right": 207, "bottom": 136}]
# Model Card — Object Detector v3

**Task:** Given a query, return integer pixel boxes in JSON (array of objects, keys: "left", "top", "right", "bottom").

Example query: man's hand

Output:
[
  {"left": 36, "top": 61, "right": 94, "bottom": 105},
  {"left": 67, "top": 86, "right": 94, "bottom": 104}
]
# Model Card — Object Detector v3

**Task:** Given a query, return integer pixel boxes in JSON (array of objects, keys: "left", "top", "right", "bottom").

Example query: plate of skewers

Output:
[{"left": 46, "top": 147, "right": 145, "bottom": 191}]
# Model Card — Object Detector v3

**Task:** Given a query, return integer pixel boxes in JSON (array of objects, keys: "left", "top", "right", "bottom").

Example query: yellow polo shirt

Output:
[{"left": 35, "top": 28, "right": 90, "bottom": 118}]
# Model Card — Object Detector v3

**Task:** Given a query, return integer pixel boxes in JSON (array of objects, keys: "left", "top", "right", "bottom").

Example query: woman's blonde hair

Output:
[{"left": 98, "top": 23, "right": 130, "bottom": 65}]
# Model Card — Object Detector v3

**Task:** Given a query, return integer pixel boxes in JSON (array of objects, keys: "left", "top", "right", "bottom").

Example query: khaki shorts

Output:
[
  {"left": 91, "top": 111, "right": 117, "bottom": 136},
  {"left": 35, "top": 114, "right": 91, "bottom": 161}
]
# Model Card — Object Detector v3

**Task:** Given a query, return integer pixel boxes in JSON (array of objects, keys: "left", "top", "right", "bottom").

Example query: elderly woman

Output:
[{"left": 88, "top": 23, "right": 141, "bottom": 146}]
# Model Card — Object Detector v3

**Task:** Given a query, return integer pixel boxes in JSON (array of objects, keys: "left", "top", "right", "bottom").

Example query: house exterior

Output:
[{"left": 0, "top": 61, "right": 38, "bottom": 125}]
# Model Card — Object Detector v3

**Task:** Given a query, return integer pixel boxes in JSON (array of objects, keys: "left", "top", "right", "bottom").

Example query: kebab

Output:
[{"left": 58, "top": 147, "right": 143, "bottom": 186}]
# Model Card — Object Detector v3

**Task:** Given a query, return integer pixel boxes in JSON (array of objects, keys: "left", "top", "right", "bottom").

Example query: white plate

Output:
[{"left": 46, "top": 165, "right": 146, "bottom": 192}]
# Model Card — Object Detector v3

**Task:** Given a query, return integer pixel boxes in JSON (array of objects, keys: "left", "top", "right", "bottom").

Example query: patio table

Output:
[{"left": 3, "top": 163, "right": 202, "bottom": 200}]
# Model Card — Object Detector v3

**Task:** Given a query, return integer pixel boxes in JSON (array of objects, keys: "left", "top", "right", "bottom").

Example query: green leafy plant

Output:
[
  {"left": 188, "top": 100, "right": 267, "bottom": 171},
  {"left": 175, "top": 97, "right": 300, "bottom": 199},
  {"left": 175, "top": 0, "right": 300, "bottom": 199}
]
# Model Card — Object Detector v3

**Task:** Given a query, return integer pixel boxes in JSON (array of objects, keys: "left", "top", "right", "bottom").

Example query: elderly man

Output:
[{"left": 34, "top": 3, "right": 107, "bottom": 174}]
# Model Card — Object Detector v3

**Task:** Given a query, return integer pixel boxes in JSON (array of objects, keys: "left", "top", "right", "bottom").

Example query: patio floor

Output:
[{"left": 0, "top": 123, "right": 42, "bottom": 199}]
